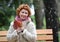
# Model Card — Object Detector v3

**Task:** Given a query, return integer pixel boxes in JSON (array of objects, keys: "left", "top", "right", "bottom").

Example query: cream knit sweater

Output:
[{"left": 6, "top": 18, "right": 37, "bottom": 42}]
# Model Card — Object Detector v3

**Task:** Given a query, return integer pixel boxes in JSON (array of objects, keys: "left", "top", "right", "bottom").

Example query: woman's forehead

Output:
[{"left": 20, "top": 9, "right": 28, "bottom": 12}]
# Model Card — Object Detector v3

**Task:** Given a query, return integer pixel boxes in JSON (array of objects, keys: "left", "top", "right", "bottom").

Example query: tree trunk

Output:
[
  {"left": 43, "top": 0, "right": 59, "bottom": 42},
  {"left": 33, "top": 0, "right": 44, "bottom": 29}
]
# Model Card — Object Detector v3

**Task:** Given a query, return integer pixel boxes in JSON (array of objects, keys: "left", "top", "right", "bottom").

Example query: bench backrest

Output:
[
  {"left": 36, "top": 29, "right": 53, "bottom": 42},
  {"left": 0, "top": 29, "right": 53, "bottom": 42}
]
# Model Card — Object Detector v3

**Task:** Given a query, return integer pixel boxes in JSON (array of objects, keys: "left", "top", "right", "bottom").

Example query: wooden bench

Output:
[{"left": 0, "top": 29, "right": 53, "bottom": 42}]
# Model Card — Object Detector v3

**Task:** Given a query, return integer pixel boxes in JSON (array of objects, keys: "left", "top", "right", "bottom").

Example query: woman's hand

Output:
[{"left": 16, "top": 27, "right": 24, "bottom": 34}]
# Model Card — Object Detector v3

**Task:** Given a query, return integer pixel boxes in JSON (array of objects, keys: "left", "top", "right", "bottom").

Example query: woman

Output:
[{"left": 7, "top": 4, "right": 37, "bottom": 42}]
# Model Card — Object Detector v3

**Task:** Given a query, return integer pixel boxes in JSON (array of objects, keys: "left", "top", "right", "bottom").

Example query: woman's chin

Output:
[
  {"left": 21, "top": 18, "right": 26, "bottom": 20},
  {"left": 21, "top": 17, "right": 25, "bottom": 19}
]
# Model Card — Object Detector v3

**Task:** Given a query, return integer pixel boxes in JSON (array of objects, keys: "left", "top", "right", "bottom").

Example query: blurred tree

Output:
[
  {"left": 0, "top": 0, "right": 16, "bottom": 30},
  {"left": 43, "top": 0, "right": 59, "bottom": 42},
  {"left": 20, "top": 0, "right": 31, "bottom": 5},
  {"left": 33, "top": 0, "right": 44, "bottom": 29}
]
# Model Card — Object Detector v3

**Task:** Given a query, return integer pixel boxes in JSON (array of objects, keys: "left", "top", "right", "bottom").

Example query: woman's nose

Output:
[{"left": 23, "top": 13, "right": 26, "bottom": 15}]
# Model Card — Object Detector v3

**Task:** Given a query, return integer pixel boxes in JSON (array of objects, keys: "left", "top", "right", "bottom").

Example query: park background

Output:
[{"left": 0, "top": 0, "right": 60, "bottom": 42}]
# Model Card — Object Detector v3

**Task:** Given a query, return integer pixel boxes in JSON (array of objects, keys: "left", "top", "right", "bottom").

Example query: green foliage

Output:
[
  {"left": 0, "top": 0, "right": 16, "bottom": 30},
  {"left": 0, "top": 7, "right": 16, "bottom": 30},
  {"left": 21, "top": 0, "right": 31, "bottom": 5}
]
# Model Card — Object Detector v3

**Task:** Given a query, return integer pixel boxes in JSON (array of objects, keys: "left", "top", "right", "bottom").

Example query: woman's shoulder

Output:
[
  {"left": 10, "top": 21, "right": 14, "bottom": 26},
  {"left": 28, "top": 21, "right": 35, "bottom": 27},
  {"left": 27, "top": 17, "right": 35, "bottom": 26}
]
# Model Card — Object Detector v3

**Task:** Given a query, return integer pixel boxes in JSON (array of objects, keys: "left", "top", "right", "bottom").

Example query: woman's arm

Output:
[
  {"left": 6, "top": 22, "right": 18, "bottom": 42},
  {"left": 22, "top": 22, "right": 37, "bottom": 42}
]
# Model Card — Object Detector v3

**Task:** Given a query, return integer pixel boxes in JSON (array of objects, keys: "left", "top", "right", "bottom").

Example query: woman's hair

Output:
[{"left": 16, "top": 4, "right": 31, "bottom": 17}]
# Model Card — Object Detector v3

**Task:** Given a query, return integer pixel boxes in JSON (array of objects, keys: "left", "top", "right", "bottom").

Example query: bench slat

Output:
[
  {"left": 0, "top": 31, "right": 7, "bottom": 37},
  {"left": 0, "top": 29, "right": 53, "bottom": 37},
  {"left": 37, "top": 41, "right": 53, "bottom": 42},
  {"left": 46, "top": 41, "right": 53, "bottom": 42},
  {"left": 37, "top": 35, "right": 53, "bottom": 40},
  {"left": 0, "top": 37, "right": 7, "bottom": 42},
  {"left": 0, "top": 35, "right": 53, "bottom": 42},
  {"left": 36, "top": 29, "right": 53, "bottom": 34}
]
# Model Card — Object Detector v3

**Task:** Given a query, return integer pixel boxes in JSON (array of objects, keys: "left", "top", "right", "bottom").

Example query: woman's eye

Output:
[
  {"left": 22, "top": 12, "right": 24, "bottom": 13},
  {"left": 25, "top": 12, "right": 28, "bottom": 14},
  {"left": 21, "top": 11, "right": 28, "bottom": 14}
]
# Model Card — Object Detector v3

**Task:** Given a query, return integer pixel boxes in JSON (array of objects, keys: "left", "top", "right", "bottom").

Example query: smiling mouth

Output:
[{"left": 21, "top": 15, "right": 27, "bottom": 18}]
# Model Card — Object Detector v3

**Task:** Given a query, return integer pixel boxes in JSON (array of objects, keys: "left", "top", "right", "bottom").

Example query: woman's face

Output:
[{"left": 19, "top": 9, "right": 28, "bottom": 20}]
